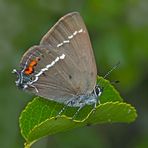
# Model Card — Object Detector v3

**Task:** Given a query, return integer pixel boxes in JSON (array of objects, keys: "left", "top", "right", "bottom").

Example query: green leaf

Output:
[{"left": 19, "top": 77, "right": 137, "bottom": 147}]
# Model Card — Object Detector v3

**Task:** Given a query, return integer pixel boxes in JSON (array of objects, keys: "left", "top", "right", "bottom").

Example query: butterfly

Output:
[{"left": 13, "top": 12, "right": 102, "bottom": 119}]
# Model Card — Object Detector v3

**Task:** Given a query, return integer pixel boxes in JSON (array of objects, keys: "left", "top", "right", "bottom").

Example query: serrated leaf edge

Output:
[
  {"left": 98, "top": 77, "right": 123, "bottom": 102},
  {"left": 19, "top": 97, "right": 41, "bottom": 140},
  {"left": 24, "top": 101, "right": 137, "bottom": 145}
]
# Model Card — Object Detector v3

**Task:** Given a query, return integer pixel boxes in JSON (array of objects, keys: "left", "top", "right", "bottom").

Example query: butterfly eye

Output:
[{"left": 95, "top": 85, "right": 103, "bottom": 97}]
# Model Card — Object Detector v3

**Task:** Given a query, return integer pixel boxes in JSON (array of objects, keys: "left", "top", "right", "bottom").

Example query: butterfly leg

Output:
[
  {"left": 91, "top": 99, "right": 98, "bottom": 114},
  {"left": 72, "top": 103, "right": 85, "bottom": 120},
  {"left": 55, "top": 99, "right": 73, "bottom": 119},
  {"left": 91, "top": 96, "right": 100, "bottom": 115},
  {"left": 57, "top": 105, "right": 68, "bottom": 117},
  {"left": 55, "top": 106, "right": 67, "bottom": 120}
]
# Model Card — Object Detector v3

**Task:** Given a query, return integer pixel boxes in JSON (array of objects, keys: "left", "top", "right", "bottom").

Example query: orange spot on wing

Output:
[
  {"left": 29, "top": 60, "right": 37, "bottom": 67},
  {"left": 24, "top": 57, "right": 40, "bottom": 75},
  {"left": 25, "top": 67, "right": 33, "bottom": 75}
]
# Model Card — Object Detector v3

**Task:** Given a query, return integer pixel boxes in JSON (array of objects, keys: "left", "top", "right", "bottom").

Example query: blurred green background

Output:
[{"left": 0, "top": 0, "right": 147, "bottom": 148}]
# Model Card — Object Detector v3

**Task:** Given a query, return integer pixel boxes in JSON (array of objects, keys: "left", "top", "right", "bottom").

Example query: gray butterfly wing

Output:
[
  {"left": 20, "top": 12, "right": 97, "bottom": 103},
  {"left": 40, "top": 12, "right": 97, "bottom": 92}
]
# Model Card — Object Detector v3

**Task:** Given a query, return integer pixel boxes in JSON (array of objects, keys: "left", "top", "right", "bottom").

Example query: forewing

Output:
[{"left": 40, "top": 12, "right": 97, "bottom": 94}]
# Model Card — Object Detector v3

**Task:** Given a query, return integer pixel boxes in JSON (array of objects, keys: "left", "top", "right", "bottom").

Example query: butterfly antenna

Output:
[
  {"left": 96, "top": 61, "right": 120, "bottom": 89},
  {"left": 103, "top": 61, "right": 120, "bottom": 79}
]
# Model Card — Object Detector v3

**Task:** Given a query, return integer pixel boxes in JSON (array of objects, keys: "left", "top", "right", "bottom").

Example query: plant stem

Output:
[{"left": 24, "top": 142, "right": 31, "bottom": 148}]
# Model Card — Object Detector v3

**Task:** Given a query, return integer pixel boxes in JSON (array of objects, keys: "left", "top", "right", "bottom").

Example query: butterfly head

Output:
[{"left": 94, "top": 84, "right": 103, "bottom": 97}]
